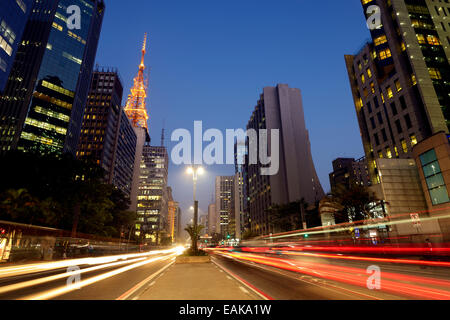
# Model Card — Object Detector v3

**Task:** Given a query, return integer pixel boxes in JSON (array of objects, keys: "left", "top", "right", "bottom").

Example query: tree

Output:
[
  {"left": 0, "top": 151, "right": 138, "bottom": 239},
  {"left": 329, "top": 184, "right": 380, "bottom": 223},
  {"left": 266, "top": 199, "right": 310, "bottom": 233},
  {"left": 241, "top": 229, "right": 259, "bottom": 240},
  {"left": 0, "top": 189, "right": 37, "bottom": 222},
  {"left": 184, "top": 224, "right": 204, "bottom": 255}
]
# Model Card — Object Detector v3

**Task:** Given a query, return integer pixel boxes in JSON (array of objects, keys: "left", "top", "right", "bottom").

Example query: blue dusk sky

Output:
[{"left": 94, "top": 0, "right": 372, "bottom": 225}]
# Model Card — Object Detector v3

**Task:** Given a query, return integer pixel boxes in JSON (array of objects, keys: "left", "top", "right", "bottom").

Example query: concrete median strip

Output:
[
  {"left": 116, "top": 259, "right": 176, "bottom": 300},
  {"left": 211, "top": 257, "right": 273, "bottom": 300},
  {"left": 136, "top": 258, "right": 262, "bottom": 300}
]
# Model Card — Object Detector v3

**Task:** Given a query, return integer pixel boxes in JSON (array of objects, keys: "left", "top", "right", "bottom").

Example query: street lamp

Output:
[{"left": 186, "top": 165, "right": 204, "bottom": 252}]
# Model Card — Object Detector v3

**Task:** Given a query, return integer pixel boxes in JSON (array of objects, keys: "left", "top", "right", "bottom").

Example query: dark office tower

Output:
[
  {"left": 329, "top": 157, "right": 371, "bottom": 192},
  {"left": 233, "top": 141, "right": 247, "bottom": 238},
  {"left": 0, "top": 0, "right": 105, "bottom": 155},
  {"left": 112, "top": 109, "right": 137, "bottom": 198},
  {"left": 136, "top": 145, "right": 169, "bottom": 244},
  {"left": 0, "top": 0, "right": 32, "bottom": 92},
  {"left": 77, "top": 67, "right": 137, "bottom": 198},
  {"left": 244, "top": 84, "right": 324, "bottom": 235},
  {"left": 345, "top": 0, "right": 450, "bottom": 184}
]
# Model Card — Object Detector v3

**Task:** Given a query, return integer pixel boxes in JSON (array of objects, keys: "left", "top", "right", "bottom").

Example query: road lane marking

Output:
[
  {"left": 211, "top": 257, "right": 273, "bottom": 300},
  {"left": 21, "top": 255, "right": 175, "bottom": 300},
  {"left": 239, "top": 286, "right": 249, "bottom": 294},
  {"left": 0, "top": 257, "right": 148, "bottom": 296},
  {"left": 230, "top": 255, "right": 383, "bottom": 300},
  {"left": 116, "top": 260, "right": 175, "bottom": 300}
]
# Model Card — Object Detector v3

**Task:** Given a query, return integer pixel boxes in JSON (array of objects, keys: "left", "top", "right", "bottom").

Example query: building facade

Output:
[
  {"left": 215, "top": 176, "right": 234, "bottom": 237},
  {"left": 0, "top": 0, "right": 32, "bottom": 92},
  {"left": 0, "top": 0, "right": 105, "bottom": 155},
  {"left": 329, "top": 157, "right": 371, "bottom": 192},
  {"left": 136, "top": 145, "right": 169, "bottom": 244},
  {"left": 199, "top": 214, "right": 208, "bottom": 236},
  {"left": 111, "top": 109, "right": 137, "bottom": 198},
  {"left": 175, "top": 207, "right": 182, "bottom": 243},
  {"left": 232, "top": 172, "right": 244, "bottom": 240},
  {"left": 244, "top": 84, "right": 324, "bottom": 235},
  {"left": 345, "top": 0, "right": 450, "bottom": 184},
  {"left": 77, "top": 67, "right": 137, "bottom": 198},
  {"left": 412, "top": 132, "right": 450, "bottom": 240},
  {"left": 371, "top": 158, "right": 442, "bottom": 240},
  {"left": 207, "top": 203, "right": 217, "bottom": 236}
]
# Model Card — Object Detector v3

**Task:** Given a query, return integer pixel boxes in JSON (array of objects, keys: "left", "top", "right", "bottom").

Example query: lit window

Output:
[
  {"left": 401, "top": 139, "right": 408, "bottom": 153},
  {"left": 387, "top": 87, "right": 393, "bottom": 99},
  {"left": 395, "top": 80, "right": 402, "bottom": 92},
  {"left": 374, "top": 35, "right": 387, "bottom": 46},
  {"left": 0, "top": 35, "right": 13, "bottom": 56},
  {"left": 378, "top": 48, "right": 392, "bottom": 60},
  {"left": 410, "top": 135, "right": 418, "bottom": 146},
  {"left": 386, "top": 148, "right": 392, "bottom": 159},
  {"left": 416, "top": 34, "right": 426, "bottom": 44},
  {"left": 426, "top": 35, "right": 441, "bottom": 46},
  {"left": 429, "top": 68, "right": 442, "bottom": 80}
]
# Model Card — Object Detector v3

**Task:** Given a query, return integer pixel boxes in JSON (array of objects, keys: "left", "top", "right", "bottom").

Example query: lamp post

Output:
[{"left": 186, "top": 165, "right": 204, "bottom": 253}]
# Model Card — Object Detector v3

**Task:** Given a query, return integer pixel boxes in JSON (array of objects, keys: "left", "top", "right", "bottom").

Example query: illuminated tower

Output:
[
  {"left": 126, "top": 34, "right": 151, "bottom": 212},
  {"left": 125, "top": 33, "right": 150, "bottom": 130}
]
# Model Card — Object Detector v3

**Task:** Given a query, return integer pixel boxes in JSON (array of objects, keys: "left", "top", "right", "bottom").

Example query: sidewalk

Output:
[{"left": 137, "top": 261, "right": 261, "bottom": 300}]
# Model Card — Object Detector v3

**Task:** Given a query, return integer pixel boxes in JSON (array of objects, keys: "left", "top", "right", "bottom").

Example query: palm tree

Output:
[{"left": 184, "top": 224, "right": 204, "bottom": 255}]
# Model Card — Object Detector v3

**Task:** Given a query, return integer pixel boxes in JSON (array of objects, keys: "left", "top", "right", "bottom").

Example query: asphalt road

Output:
[
  {"left": 0, "top": 250, "right": 177, "bottom": 300},
  {"left": 1, "top": 247, "right": 449, "bottom": 300},
  {"left": 209, "top": 251, "right": 450, "bottom": 300}
]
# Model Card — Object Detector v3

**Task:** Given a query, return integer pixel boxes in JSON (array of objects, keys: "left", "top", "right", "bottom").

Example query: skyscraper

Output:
[
  {"left": 136, "top": 145, "right": 168, "bottom": 244},
  {"left": 329, "top": 157, "right": 371, "bottom": 192},
  {"left": 345, "top": 0, "right": 450, "bottom": 184},
  {"left": 175, "top": 207, "right": 182, "bottom": 243},
  {"left": 0, "top": 0, "right": 32, "bottom": 92},
  {"left": 215, "top": 176, "right": 234, "bottom": 237},
  {"left": 234, "top": 140, "right": 248, "bottom": 237},
  {"left": 0, "top": 0, "right": 105, "bottom": 155},
  {"left": 207, "top": 203, "right": 217, "bottom": 236},
  {"left": 167, "top": 187, "right": 179, "bottom": 243},
  {"left": 111, "top": 109, "right": 138, "bottom": 198},
  {"left": 231, "top": 171, "right": 245, "bottom": 240},
  {"left": 77, "top": 67, "right": 137, "bottom": 198},
  {"left": 125, "top": 34, "right": 151, "bottom": 212},
  {"left": 244, "top": 84, "right": 324, "bottom": 235}
]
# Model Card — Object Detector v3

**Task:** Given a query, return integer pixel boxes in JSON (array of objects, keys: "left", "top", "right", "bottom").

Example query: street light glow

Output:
[
  {"left": 197, "top": 167, "right": 205, "bottom": 175},
  {"left": 186, "top": 167, "right": 193, "bottom": 174}
]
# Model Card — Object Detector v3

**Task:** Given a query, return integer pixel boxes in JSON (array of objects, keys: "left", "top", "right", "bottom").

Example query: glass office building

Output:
[
  {"left": 0, "top": 0, "right": 105, "bottom": 155},
  {"left": 0, "top": 0, "right": 32, "bottom": 93}
]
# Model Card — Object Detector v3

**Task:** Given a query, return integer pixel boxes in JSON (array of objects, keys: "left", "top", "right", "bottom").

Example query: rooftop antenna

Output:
[{"left": 161, "top": 119, "right": 166, "bottom": 147}]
